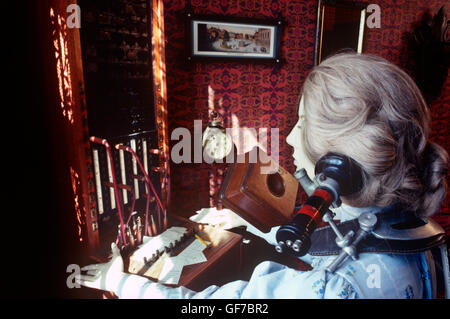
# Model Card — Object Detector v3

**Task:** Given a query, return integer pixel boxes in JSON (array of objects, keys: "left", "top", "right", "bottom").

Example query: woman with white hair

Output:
[{"left": 78, "top": 53, "right": 448, "bottom": 299}]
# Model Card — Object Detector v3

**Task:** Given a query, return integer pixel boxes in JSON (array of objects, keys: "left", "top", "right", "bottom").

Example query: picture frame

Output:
[{"left": 186, "top": 14, "right": 283, "bottom": 65}]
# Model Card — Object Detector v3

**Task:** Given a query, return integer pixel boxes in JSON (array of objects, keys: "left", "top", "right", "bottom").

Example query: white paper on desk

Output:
[
  {"left": 132, "top": 227, "right": 187, "bottom": 262},
  {"left": 190, "top": 207, "right": 215, "bottom": 223},
  {"left": 176, "top": 238, "right": 209, "bottom": 265},
  {"left": 160, "top": 228, "right": 182, "bottom": 243},
  {"left": 190, "top": 207, "right": 237, "bottom": 225},
  {"left": 157, "top": 238, "right": 210, "bottom": 284},
  {"left": 158, "top": 257, "right": 183, "bottom": 285}
]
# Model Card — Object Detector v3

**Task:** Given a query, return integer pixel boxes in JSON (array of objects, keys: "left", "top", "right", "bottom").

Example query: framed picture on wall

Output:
[{"left": 186, "top": 14, "right": 283, "bottom": 64}]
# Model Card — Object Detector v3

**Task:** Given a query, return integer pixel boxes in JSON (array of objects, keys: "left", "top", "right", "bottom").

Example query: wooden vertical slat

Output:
[
  {"left": 151, "top": 0, "right": 170, "bottom": 210},
  {"left": 48, "top": 0, "right": 99, "bottom": 253}
]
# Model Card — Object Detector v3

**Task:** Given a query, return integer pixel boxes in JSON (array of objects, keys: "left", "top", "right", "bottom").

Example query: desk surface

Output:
[
  {"left": 89, "top": 214, "right": 310, "bottom": 298},
  {"left": 123, "top": 215, "right": 243, "bottom": 291}
]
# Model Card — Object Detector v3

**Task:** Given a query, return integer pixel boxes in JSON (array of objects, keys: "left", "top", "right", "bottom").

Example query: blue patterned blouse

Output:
[{"left": 116, "top": 204, "right": 431, "bottom": 299}]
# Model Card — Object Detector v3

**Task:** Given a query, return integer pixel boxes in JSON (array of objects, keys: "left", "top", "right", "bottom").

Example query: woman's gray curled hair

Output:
[{"left": 302, "top": 53, "right": 448, "bottom": 217}]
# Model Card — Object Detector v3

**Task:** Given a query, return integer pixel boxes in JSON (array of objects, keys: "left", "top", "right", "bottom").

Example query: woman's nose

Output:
[
  {"left": 286, "top": 126, "right": 295, "bottom": 147},
  {"left": 286, "top": 119, "right": 300, "bottom": 147}
]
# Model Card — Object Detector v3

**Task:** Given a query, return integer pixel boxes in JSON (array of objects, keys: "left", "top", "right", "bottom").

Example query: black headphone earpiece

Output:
[{"left": 315, "top": 152, "right": 364, "bottom": 196}]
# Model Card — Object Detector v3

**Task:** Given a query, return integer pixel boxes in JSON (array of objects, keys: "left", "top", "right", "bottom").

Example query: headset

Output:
[
  {"left": 275, "top": 152, "right": 449, "bottom": 298},
  {"left": 276, "top": 153, "right": 364, "bottom": 256}
]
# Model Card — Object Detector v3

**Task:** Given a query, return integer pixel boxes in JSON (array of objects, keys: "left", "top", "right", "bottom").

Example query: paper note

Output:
[
  {"left": 182, "top": 238, "right": 208, "bottom": 254},
  {"left": 190, "top": 208, "right": 216, "bottom": 223},
  {"left": 131, "top": 226, "right": 187, "bottom": 262},
  {"left": 158, "top": 257, "right": 183, "bottom": 285},
  {"left": 132, "top": 226, "right": 212, "bottom": 285},
  {"left": 175, "top": 238, "right": 209, "bottom": 265},
  {"left": 190, "top": 207, "right": 237, "bottom": 226},
  {"left": 157, "top": 238, "right": 210, "bottom": 285}
]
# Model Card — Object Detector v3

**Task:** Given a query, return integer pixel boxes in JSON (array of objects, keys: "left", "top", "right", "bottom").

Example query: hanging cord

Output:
[
  {"left": 123, "top": 187, "right": 137, "bottom": 226},
  {"left": 114, "top": 186, "right": 136, "bottom": 246},
  {"left": 149, "top": 149, "right": 170, "bottom": 231},
  {"left": 162, "top": 151, "right": 170, "bottom": 231},
  {"left": 90, "top": 137, "right": 127, "bottom": 247},
  {"left": 144, "top": 183, "right": 151, "bottom": 236},
  {"left": 115, "top": 144, "right": 165, "bottom": 212},
  {"left": 116, "top": 144, "right": 166, "bottom": 236}
]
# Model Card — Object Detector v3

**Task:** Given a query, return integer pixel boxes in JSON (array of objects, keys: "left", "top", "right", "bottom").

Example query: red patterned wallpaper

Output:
[{"left": 163, "top": 0, "right": 449, "bottom": 232}]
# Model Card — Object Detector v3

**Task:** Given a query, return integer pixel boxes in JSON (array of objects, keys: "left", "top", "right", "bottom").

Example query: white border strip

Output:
[
  {"left": 92, "top": 149, "right": 104, "bottom": 215},
  {"left": 358, "top": 9, "right": 366, "bottom": 53},
  {"left": 119, "top": 149, "right": 128, "bottom": 204},
  {"left": 106, "top": 150, "right": 116, "bottom": 209},
  {"left": 130, "top": 139, "right": 139, "bottom": 199}
]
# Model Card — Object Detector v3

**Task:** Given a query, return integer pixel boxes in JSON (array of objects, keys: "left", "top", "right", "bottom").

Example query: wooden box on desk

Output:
[
  {"left": 219, "top": 148, "right": 299, "bottom": 233},
  {"left": 127, "top": 224, "right": 243, "bottom": 291}
]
